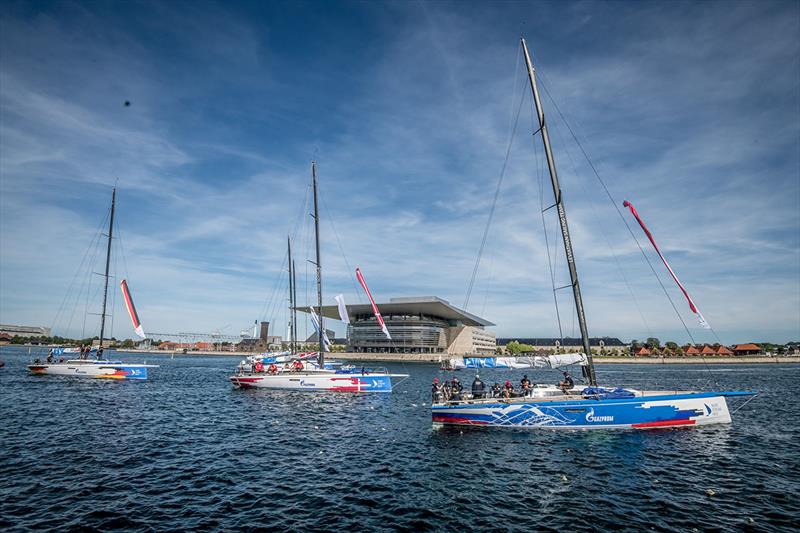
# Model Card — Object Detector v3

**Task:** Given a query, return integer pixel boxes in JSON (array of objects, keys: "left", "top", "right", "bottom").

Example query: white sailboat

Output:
[
  {"left": 431, "top": 39, "right": 753, "bottom": 429},
  {"left": 229, "top": 162, "right": 406, "bottom": 392},
  {"left": 27, "top": 188, "right": 158, "bottom": 380}
]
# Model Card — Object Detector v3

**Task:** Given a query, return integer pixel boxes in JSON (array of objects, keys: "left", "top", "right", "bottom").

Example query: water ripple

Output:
[{"left": 1, "top": 347, "right": 798, "bottom": 531}]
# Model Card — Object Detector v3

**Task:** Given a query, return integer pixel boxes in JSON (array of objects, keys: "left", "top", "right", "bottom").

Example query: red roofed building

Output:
[
  {"left": 700, "top": 345, "right": 716, "bottom": 355},
  {"left": 634, "top": 346, "right": 651, "bottom": 356},
  {"left": 732, "top": 343, "right": 761, "bottom": 355},
  {"left": 715, "top": 345, "right": 733, "bottom": 356},
  {"left": 683, "top": 345, "right": 701, "bottom": 355}
]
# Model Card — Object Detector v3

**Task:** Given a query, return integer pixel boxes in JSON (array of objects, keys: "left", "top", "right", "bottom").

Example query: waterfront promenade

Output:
[{"left": 112, "top": 349, "right": 800, "bottom": 364}]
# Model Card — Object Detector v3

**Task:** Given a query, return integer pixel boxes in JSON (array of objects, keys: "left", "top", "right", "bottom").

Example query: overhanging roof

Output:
[{"left": 298, "top": 296, "right": 494, "bottom": 327}]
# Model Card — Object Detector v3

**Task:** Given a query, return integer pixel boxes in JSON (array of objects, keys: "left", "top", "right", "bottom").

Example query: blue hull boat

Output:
[{"left": 432, "top": 390, "right": 754, "bottom": 429}]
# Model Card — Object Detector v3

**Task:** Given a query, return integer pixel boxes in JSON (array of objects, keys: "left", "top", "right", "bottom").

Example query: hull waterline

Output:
[
  {"left": 28, "top": 360, "right": 158, "bottom": 380},
  {"left": 229, "top": 371, "right": 405, "bottom": 392},
  {"left": 431, "top": 391, "right": 753, "bottom": 430}
]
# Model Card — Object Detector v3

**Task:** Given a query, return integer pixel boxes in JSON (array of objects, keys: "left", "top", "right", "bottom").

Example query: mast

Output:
[
  {"left": 287, "top": 236, "right": 295, "bottom": 355},
  {"left": 99, "top": 187, "right": 116, "bottom": 349},
  {"left": 292, "top": 259, "right": 298, "bottom": 355},
  {"left": 312, "top": 161, "right": 325, "bottom": 368},
  {"left": 521, "top": 38, "right": 597, "bottom": 386}
]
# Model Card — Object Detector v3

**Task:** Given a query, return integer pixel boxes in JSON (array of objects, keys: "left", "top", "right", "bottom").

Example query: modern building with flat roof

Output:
[
  {"left": 0, "top": 324, "right": 51, "bottom": 338},
  {"left": 307, "top": 296, "right": 496, "bottom": 355}
]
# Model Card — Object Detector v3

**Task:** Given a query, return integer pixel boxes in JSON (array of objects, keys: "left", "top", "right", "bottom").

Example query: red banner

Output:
[
  {"left": 623, "top": 200, "right": 710, "bottom": 329},
  {"left": 355, "top": 267, "right": 392, "bottom": 340}
]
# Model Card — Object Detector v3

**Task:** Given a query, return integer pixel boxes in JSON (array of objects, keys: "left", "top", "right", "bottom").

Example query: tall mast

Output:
[
  {"left": 521, "top": 38, "right": 597, "bottom": 386},
  {"left": 292, "top": 259, "right": 298, "bottom": 355},
  {"left": 312, "top": 161, "right": 325, "bottom": 367},
  {"left": 287, "top": 236, "right": 295, "bottom": 355},
  {"left": 99, "top": 187, "right": 116, "bottom": 349}
]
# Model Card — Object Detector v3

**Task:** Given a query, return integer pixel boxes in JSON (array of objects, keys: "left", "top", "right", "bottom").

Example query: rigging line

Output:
[
  {"left": 319, "top": 191, "right": 363, "bottom": 304},
  {"left": 51, "top": 207, "right": 109, "bottom": 332},
  {"left": 70, "top": 213, "right": 108, "bottom": 338},
  {"left": 536, "top": 71, "right": 697, "bottom": 344},
  {"left": 110, "top": 238, "right": 118, "bottom": 341},
  {"left": 532, "top": 99, "right": 564, "bottom": 340},
  {"left": 541, "top": 85, "right": 654, "bottom": 340},
  {"left": 463, "top": 82, "right": 527, "bottom": 311},
  {"left": 257, "top": 184, "right": 311, "bottom": 322},
  {"left": 537, "top": 70, "right": 719, "bottom": 386}
]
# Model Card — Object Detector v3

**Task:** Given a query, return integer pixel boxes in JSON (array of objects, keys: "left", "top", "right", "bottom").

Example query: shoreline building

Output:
[
  {"left": 0, "top": 324, "right": 52, "bottom": 338},
  {"left": 308, "top": 296, "right": 496, "bottom": 355},
  {"left": 497, "top": 337, "right": 628, "bottom": 354}
]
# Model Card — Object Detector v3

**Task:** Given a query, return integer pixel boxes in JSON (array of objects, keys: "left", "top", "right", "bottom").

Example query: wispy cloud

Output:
[{"left": 1, "top": 1, "right": 797, "bottom": 344}]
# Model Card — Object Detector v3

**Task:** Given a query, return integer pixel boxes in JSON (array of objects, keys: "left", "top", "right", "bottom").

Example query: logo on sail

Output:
[{"left": 585, "top": 408, "right": 613, "bottom": 423}]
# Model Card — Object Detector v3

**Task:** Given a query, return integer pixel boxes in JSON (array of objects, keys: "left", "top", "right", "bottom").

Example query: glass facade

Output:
[{"left": 348, "top": 313, "right": 450, "bottom": 353}]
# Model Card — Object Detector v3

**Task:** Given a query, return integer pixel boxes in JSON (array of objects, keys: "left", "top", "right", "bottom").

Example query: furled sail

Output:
[
  {"left": 623, "top": 200, "right": 711, "bottom": 329},
  {"left": 309, "top": 306, "right": 332, "bottom": 350},
  {"left": 355, "top": 267, "right": 391, "bottom": 340},
  {"left": 120, "top": 279, "right": 146, "bottom": 339},
  {"left": 450, "top": 353, "right": 588, "bottom": 370}
]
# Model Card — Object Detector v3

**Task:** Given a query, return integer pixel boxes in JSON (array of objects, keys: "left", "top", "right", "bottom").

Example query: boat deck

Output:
[{"left": 432, "top": 389, "right": 707, "bottom": 407}]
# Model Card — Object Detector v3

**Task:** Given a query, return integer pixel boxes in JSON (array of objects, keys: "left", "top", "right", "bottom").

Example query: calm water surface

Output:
[{"left": 1, "top": 346, "right": 798, "bottom": 531}]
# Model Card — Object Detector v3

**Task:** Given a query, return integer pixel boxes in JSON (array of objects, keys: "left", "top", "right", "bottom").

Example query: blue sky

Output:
[{"left": 1, "top": 0, "right": 798, "bottom": 344}]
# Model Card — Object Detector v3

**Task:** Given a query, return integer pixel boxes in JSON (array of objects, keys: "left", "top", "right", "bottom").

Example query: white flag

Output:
[{"left": 334, "top": 294, "right": 350, "bottom": 324}]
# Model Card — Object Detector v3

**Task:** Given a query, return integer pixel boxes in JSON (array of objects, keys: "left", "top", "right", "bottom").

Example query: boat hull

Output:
[
  {"left": 431, "top": 392, "right": 747, "bottom": 429},
  {"left": 27, "top": 361, "right": 156, "bottom": 380},
  {"left": 229, "top": 371, "right": 397, "bottom": 392}
]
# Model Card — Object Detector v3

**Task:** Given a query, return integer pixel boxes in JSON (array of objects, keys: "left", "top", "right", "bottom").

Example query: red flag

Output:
[
  {"left": 120, "top": 279, "right": 147, "bottom": 338},
  {"left": 355, "top": 267, "right": 392, "bottom": 340},
  {"left": 623, "top": 200, "right": 710, "bottom": 329}
]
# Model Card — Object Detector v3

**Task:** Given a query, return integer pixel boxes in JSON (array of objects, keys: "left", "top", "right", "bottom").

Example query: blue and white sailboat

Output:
[{"left": 431, "top": 38, "right": 754, "bottom": 429}]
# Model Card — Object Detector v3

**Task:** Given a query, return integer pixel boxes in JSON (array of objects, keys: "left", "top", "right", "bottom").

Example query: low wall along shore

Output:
[{"left": 115, "top": 349, "right": 800, "bottom": 364}]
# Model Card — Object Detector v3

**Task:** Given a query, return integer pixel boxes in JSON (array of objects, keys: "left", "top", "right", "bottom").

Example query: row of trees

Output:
[{"left": 1, "top": 335, "right": 143, "bottom": 348}]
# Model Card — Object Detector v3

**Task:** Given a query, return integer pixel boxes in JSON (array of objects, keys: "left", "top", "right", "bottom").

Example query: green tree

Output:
[
  {"left": 665, "top": 341, "right": 678, "bottom": 351},
  {"left": 506, "top": 340, "right": 522, "bottom": 354},
  {"left": 646, "top": 337, "right": 661, "bottom": 349}
]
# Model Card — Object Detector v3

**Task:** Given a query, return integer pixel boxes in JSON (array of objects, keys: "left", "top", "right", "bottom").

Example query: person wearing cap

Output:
[
  {"left": 431, "top": 378, "right": 442, "bottom": 403},
  {"left": 471, "top": 374, "right": 485, "bottom": 399},
  {"left": 559, "top": 371, "right": 575, "bottom": 392},
  {"left": 503, "top": 380, "right": 514, "bottom": 399}
]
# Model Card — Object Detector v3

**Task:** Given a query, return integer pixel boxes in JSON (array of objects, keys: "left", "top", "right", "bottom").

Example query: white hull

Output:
[
  {"left": 230, "top": 369, "right": 403, "bottom": 392},
  {"left": 28, "top": 360, "right": 158, "bottom": 380}
]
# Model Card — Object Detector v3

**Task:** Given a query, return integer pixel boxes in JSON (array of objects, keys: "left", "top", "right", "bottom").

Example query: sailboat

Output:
[
  {"left": 431, "top": 39, "right": 753, "bottom": 429},
  {"left": 27, "top": 188, "right": 158, "bottom": 380},
  {"left": 229, "top": 162, "right": 407, "bottom": 392}
]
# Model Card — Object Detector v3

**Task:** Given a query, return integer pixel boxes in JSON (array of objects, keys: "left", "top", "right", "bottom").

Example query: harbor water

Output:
[{"left": 1, "top": 346, "right": 798, "bottom": 531}]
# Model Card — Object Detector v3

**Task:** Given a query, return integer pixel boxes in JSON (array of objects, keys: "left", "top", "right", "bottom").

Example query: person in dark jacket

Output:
[
  {"left": 471, "top": 375, "right": 485, "bottom": 399},
  {"left": 431, "top": 378, "right": 442, "bottom": 403},
  {"left": 559, "top": 371, "right": 575, "bottom": 391}
]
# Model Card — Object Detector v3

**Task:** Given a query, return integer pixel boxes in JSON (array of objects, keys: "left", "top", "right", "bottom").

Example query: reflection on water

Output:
[{"left": 0, "top": 346, "right": 797, "bottom": 530}]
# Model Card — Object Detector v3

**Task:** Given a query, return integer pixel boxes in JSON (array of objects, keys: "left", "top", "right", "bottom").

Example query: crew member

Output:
[
  {"left": 559, "top": 371, "right": 575, "bottom": 391},
  {"left": 471, "top": 375, "right": 485, "bottom": 399},
  {"left": 431, "top": 378, "right": 442, "bottom": 403},
  {"left": 451, "top": 377, "right": 463, "bottom": 401}
]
